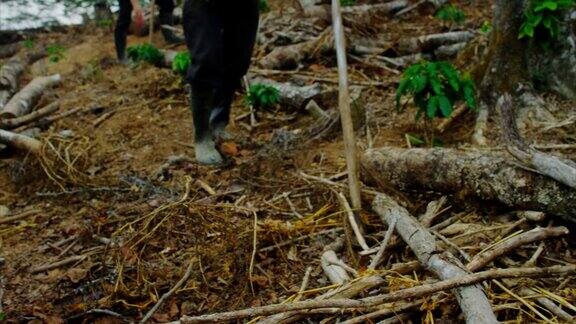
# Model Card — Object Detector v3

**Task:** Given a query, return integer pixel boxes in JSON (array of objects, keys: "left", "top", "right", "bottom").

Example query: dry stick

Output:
[
  {"left": 177, "top": 265, "right": 576, "bottom": 323},
  {"left": 30, "top": 255, "right": 86, "bottom": 274},
  {"left": 0, "top": 102, "right": 60, "bottom": 129},
  {"left": 373, "top": 194, "right": 498, "bottom": 324},
  {"left": 140, "top": 259, "right": 194, "bottom": 323},
  {"left": 249, "top": 212, "right": 258, "bottom": 295},
  {"left": 337, "top": 192, "right": 370, "bottom": 251},
  {"left": 0, "top": 209, "right": 41, "bottom": 225},
  {"left": 331, "top": 0, "right": 362, "bottom": 213},
  {"left": 149, "top": 0, "right": 156, "bottom": 44},
  {"left": 339, "top": 300, "right": 423, "bottom": 324},
  {"left": 255, "top": 275, "right": 385, "bottom": 324},
  {"left": 466, "top": 226, "right": 569, "bottom": 272},
  {"left": 295, "top": 267, "right": 313, "bottom": 302},
  {"left": 368, "top": 216, "right": 397, "bottom": 271}
]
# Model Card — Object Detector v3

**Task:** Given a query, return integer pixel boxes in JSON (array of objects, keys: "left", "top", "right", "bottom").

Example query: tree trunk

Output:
[
  {"left": 361, "top": 147, "right": 576, "bottom": 223},
  {"left": 480, "top": 0, "right": 576, "bottom": 102},
  {"left": 479, "top": 0, "right": 529, "bottom": 105}
]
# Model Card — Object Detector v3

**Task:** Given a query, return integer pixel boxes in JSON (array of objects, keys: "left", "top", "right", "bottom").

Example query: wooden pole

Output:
[
  {"left": 148, "top": 0, "right": 156, "bottom": 44},
  {"left": 331, "top": 0, "right": 362, "bottom": 211}
]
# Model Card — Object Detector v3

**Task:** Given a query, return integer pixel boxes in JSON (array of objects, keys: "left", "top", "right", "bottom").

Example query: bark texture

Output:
[
  {"left": 373, "top": 194, "right": 498, "bottom": 324},
  {"left": 362, "top": 147, "right": 576, "bottom": 223},
  {"left": 0, "top": 74, "right": 61, "bottom": 118}
]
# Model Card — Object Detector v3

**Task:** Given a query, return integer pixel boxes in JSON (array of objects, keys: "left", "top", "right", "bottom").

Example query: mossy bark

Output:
[
  {"left": 361, "top": 147, "right": 576, "bottom": 223},
  {"left": 479, "top": 0, "right": 576, "bottom": 102}
]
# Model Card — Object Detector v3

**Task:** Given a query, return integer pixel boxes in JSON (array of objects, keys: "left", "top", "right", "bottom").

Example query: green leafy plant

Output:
[
  {"left": 341, "top": 0, "right": 357, "bottom": 6},
  {"left": 47, "top": 44, "right": 66, "bottom": 63},
  {"left": 480, "top": 20, "right": 492, "bottom": 34},
  {"left": 126, "top": 43, "right": 164, "bottom": 66},
  {"left": 519, "top": 0, "right": 575, "bottom": 42},
  {"left": 259, "top": 0, "right": 270, "bottom": 12},
  {"left": 23, "top": 38, "right": 35, "bottom": 49},
  {"left": 396, "top": 61, "right": 476, "bottom": 120},
  {"left": 246, "top": 84, "right": 280, "bottom": 109},
  {"left": 171, "top": 51, "right": 191, "bottom": 76},
  {"left": 97, "top": 18, "right": 113, "bottom": 28},
  {"left": 435, "top": 4, "right": 466, "bottom": 24}
]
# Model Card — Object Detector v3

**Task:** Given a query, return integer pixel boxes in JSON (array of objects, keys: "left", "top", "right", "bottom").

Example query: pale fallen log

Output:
[
  {"left": 398, "top": 31, "right": 474, "bottom": 54},
  {"left": 260, "top": 28, "right": 334, "bottom": 70},
  {"left": 362, "top": 147, "right": 576, "bottom": 222},
  {"left": 373, "top": 194, "right": 498, "bottom": 324},
  {"left": 0, "top": 102, "right": 59, "bottom": 129},
  {"left": 175, "top": 265, "right": 576, "bottom": 323},
  {"left": 0, "top": 48, "right": 48, "bottom": 109},
  {"left": 302, "top": 0, "right": 408, "bottom": 21},
  {"left": 0, "top": 43, "right": 20, "bottom": 59},
  {"left": 1, "top": 74, "right": 61, "bottom": 118},
  {"left": 0, "top": 129, "right": 42, "bottom": 154},
  {"left": 0, "top": 57, "right": 25, "bottom": 109},
  {"left": 250, "top": 77, "right": 325, "bottom": 110},
  {"left": 434, "top": 42, "right": 468, "bottom": 59},
  {"left": 498, "top": 94, "right": 576, "bottom": 189}
]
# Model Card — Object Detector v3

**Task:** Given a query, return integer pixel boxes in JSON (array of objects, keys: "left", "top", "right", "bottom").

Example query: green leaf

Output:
[
  {"left": 406, "top": 133, "right": 425, "bottom": 146},
  {"left": 438, "top": 95, "right": 453, "bottom": 117},
  {"left": 427, "top": 96, "right": 439, "bottom": 119}
]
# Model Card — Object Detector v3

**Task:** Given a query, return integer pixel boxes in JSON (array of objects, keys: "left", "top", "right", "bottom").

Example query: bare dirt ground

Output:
[{"left": 0, "top": 1, "right": 575, "bottom": 323}]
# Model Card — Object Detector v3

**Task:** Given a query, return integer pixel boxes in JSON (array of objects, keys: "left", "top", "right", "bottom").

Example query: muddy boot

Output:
[
  {"left": 159, "top": 12, "right": 184, "bottom": 44},
  {"left": 210, "top": 84, "right": 235, "bottom": 141},
  {"left": 190, "top": 84, "right": 223, "bottom": 165}
]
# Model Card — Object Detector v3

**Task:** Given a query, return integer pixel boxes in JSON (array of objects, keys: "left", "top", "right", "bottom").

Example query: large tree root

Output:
[
  {"left": 373, "top": 194, "right": 498, "bottom": 324},
  {"left": 361, "top": 147, "right": 576, "bottom": 222}
]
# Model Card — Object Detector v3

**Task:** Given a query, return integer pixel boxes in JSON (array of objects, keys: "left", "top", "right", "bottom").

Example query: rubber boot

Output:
[
  {"left": 159, "top": 11, "right": 184, "bottom": 44},
  {"left": 210, "top": 84, "right": 236, "bottom": 141},
  {"left": 190, "top": 83, "right": 223, "bottom": 165}
]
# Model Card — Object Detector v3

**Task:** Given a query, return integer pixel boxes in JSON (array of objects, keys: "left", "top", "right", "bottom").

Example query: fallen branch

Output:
[
  {"left": 362, "top": 147, "right": 576, "bottom": 222},
  {"left": 0, "top": 102, "right": 59, "bottom": 129},
  {"left": 1, "top": 74, "right": 61, "bottom": 118},
  {"left": 373, "top": 194, "right": 498, "bottom": 324},
  {"left": 498, "top": 94, "right": 576, "bottom": 189},
  {"left": 398, "top": 31, "right": 474, "bottom": 54},
  {"left": 176, "top": 265, "right": 576, "bottom": 323},
  {"left": 467, "top": 226, "right": 569, "bottom": 272},
  {"left": 0, "top": 208, "right": 41, "bottom": 225},
  {"left": 140, "top": 259, "right": 194, "bottom": 323},
  {"left": 30, "top": 255, "right": 86, "bottom": 274},
  {"left": 340, "top": 300, "right": 423, "bottom": 324}
]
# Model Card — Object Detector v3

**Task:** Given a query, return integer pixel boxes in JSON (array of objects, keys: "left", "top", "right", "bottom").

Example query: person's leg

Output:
[
  {"left": 183, "top": 0, "right": 225, "bottom": 164},
  {"left": 156, "top": 0, "right": 184, "bottom": 44},
  {"left": 114, "top": 0, "right": 133, "bottom": 62},
  {"left": 210, "top": 0, "right": 259, "bottom": 138}
]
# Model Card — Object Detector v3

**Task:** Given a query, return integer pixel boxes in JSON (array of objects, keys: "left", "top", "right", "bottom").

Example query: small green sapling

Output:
[
  {"left": 172, "top": 51, "right": 191, "bottom": 76},
  {"left": 126, "top": 43, "right": 164, "bottom": 66},
  {"left": 396, "top": 60, "right": 476, "bottom": 121},
  {"left": 246, "top": 84, "right": 280, "bottom": 109}
]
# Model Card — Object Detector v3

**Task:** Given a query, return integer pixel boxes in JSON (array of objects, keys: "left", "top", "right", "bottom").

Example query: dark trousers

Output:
[
  {"left": 183, "top": 0, "right": 259, "bottom": 127},
  {"left": 114, "top": 0, "right": 176, "bottom": 60}
]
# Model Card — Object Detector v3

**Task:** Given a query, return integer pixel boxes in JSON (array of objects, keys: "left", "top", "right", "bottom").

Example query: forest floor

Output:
[{"left": 0, "top": 1, "right": 575, "bottom": 323}]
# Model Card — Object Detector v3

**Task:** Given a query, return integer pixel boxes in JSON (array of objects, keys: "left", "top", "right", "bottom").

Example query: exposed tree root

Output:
[{"left": 362, "top": 147, "right": 576, "bottom": 222}]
